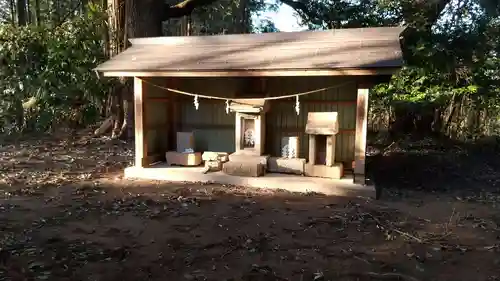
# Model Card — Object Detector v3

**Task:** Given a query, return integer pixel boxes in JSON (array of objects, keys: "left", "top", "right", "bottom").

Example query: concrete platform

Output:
[{"left": 124, "top": 163, "right": 375, "bottom": 198}]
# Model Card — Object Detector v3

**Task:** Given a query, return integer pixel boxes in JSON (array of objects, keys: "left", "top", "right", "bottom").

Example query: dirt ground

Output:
[{"left": 0, "top": 131, "right": 499, "bottom": 281}]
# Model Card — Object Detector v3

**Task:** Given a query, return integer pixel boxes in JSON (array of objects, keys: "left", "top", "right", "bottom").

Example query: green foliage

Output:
[
  {"left": 293, "top": 0, "right": 402, "bottom": 29},
  {"left": 0, "top": 7, "right": 110, "bottom": 134},
  {"left": 164, "top": 0, "right": 279, "bottom": 35},
  {"left": 364, "top": 0, "right": 499, "bottom": 138},
  {"left": 254, "top": 18, "right": 280, "bottom": 33}
]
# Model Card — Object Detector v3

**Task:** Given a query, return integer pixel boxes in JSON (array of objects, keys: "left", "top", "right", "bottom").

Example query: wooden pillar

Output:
[
  {"left": 308, "top": 135, "right": 316, "bottom": 165},
  {"left": 259, "top": 114, "right": 266, "bottom": 155},
  {"left": 254, "top": 116, "right": 261, "bottom": 155},
  {"left": 325, "top": 135, "right": 336, "bottom": 167},
  {"left": 134, "top": 77, "right": 147, "bottom": 167},
  {"left": 235, "top": 113, "right": 242, "bottom": 152},
  {"left": 354, "top": 88, "right": 369, "bottom": 184}
]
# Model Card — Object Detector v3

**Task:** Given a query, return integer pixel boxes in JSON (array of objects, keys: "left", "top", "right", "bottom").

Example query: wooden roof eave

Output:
[{"left": 97, "top": 67, "right": 401, "bottom": 78}]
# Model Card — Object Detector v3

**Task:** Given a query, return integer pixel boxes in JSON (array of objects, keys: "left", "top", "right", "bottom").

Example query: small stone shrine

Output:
[
  {"left": 222, "top": 99, "right": 269, "bottom": 177},
  {"left": 304, "top": 112, "right": 343, "bottom": 179}
]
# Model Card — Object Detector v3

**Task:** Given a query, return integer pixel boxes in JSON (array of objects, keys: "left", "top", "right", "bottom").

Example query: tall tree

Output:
[
  {"left": 16, "top": 0, "right": 26, "bottom": 25},
  {"left": 34, "top": 0, "right": 40, "bottom": 25}
]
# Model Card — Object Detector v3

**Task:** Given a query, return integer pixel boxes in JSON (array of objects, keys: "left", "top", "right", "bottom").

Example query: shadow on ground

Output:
[
  {"left": 367, "top": 133, "right": 500, "bottom": 197},
  {"left": 0, "top": 130, "right": 499, "bottom": 280},
  {"left": 1, "top": 180, "right": 500, "bottom": 281}
]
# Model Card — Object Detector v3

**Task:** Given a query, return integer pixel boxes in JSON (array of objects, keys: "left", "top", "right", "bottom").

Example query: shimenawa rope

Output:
[{"left": 139, "top": 78, "right": 354, "bottom": 101}]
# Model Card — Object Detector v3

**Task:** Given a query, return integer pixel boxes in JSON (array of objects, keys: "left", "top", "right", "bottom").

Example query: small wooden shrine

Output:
[{"left": 95, "top": 27, "right": 404, "bottom": 197}]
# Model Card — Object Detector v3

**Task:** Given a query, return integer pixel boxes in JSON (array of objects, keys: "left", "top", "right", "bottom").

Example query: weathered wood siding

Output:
[
  {"left": 265, "top": 77, "right": 357, "bottom": 166},
  {"left": 174, "top": 77, "right": 238, "bottom": 152},
  {"left": 143, "top": 77, "right": 170, "bottom": 158},
  {"left": 139, "top": 77, "right": 357, "bottom": 167},
  {"left": 178, "top": 98, "right": 235, "bottom": 152},
  {"left": 171, "top": 77, "right": 357, "bottom": 167}
]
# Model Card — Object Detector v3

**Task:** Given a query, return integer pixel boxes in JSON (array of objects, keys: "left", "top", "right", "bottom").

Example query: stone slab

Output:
[
  {"left": 165, "top": 151, "right": 202, "bottom": 167},
  {"left": 305, "top": 112, "right": 339, "bottom": 135},
  {"left": 228, "top": 154, "right": 269, "bottom": 166},
  {"left": 204, "top": 160, "right": 223, "bottom": 172},
  {"left": 124, "top": 165, "right": 376, "bottom": 198},
  {"left": 305, "top": 163, "right": 344, "bottom": 179},
  {"left": 202, "top": 151, "right": 229, "bottom": 162},
  {"left": 267, "top": 157, "right": 306, "bottom": 175},
  {"left": 222, "top": 161, "right": 265, "bottom": 177}
]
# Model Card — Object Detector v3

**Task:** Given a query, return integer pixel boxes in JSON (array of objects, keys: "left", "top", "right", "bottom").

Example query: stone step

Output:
[
  {"left": 222, "top": 161, "right": 265, "bottom": 177},
  {"left": 305, "top": 163, "right": 343, "bottom": 179},
  {"left": 165, "top": 151, "right": 202, "bottom": 166},
  {"left": 267, "top": 157, "right": 306, "bottom": 175},
  {"left": 228, "top": 154, "right": 269, "bottom": 166}
]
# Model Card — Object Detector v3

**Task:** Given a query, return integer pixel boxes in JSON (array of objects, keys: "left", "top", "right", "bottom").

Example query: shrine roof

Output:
[{"left": 95, "top": 26, "right": 404, "bottom": 77}]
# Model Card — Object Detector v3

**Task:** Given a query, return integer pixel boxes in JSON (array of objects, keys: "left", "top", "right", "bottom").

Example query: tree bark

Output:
[
  {"left": 399, "top": 0, "right": 452, "bottom": 64},
  {"left": 164, "top": 0, "right": 219, "bottom": 19},
  {"left": 111, "top": 88, "right": 124, "bottom": 138},
  {"left": 9, "top": 0, "right": 16, "bottom": 24},
  {"left": 108, "top": 0, "right": 165, "bottom": 140},
  {"left": 16, "top": 0, "right": 27, "bottom": 26},
  {"left": 126, "top": 0, "right": 164, "bottom": 38},
  {"left": 26, "top": 0, "right": 31, "bottom": 24},
  {"left": 81, "top": 0, "right": 89, "bottom": 14},
  {"left": 34, "top": 0, "right": 41, "bottom": 26}
]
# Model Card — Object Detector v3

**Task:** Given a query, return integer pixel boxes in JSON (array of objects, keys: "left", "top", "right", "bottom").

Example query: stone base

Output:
[
  {"left": 267, "top": 157, "right": 306, "bottom": 175},
  {"left": 305, "top": 163, "right": 344, "bottom": 179},
  {"left": 353, "top": 173, "right": 366, "bottom": 185},
  {"left": 228, "top": 154, "right": 269, "bottom": 167},
  {"left": 165, "top": 151, "right": 202, "bottom": 167},
  {"left": 202, "top": 151, "right": 229, "bottom": 162},
  {"left": 222, "top": 161, "right": 265, "bottom": 177},
  {"left": 124, "top": 165, "right": 376, "bottom": 198},
  {"left": 204, "top": 160, "right": 223, "bottom": 172}
]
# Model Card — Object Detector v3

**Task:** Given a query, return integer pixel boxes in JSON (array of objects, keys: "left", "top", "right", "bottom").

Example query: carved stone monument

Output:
[{"left": 222, "top": 99, "right": 269, "bottom": 177}]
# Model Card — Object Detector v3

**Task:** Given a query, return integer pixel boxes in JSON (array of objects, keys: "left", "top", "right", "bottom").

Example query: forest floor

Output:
[{"left": 0, "top": 130, "right": 500, "bottom": 281}]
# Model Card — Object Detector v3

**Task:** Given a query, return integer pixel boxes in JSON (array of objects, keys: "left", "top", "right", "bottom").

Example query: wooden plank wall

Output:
[
  {"left": 264, "top": 77, "right": 357, "bottom": 167},
  {"left": 178, "top": 98, "right": 235, "bottom": 152},
  {"left": 143, "top": 77, "right": 171, "bottom": 161},
  {"left": 147, "top": 76, "right": 357, "bottom": 168}
]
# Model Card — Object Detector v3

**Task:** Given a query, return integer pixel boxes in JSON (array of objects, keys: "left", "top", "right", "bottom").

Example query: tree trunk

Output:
[
  {"left": 34, "top": 0, "right": 40, "bottom": 26},
  {"left": 81, "top": 0, "right": 89, "bottom": 14},
  {"left": 104, "top": 0, "right": 222, "bottom": 139},
  {"left": 9, "top": 0, "right": 16, "bottom": 24},
  {"left": 106, "top": 0, "right": 125, "bottom": 138},
  {"left": 240, "top": 0, "right": 249, "bottom": 33},
  {"left": 16, "top": 0, "right": 27, "bottom": 26},
  {"left": 107, "top": 0, "right": 164, "bottom": 140},
  {"left": 26, "top": 0, "right": 31, "bottom": 24},
  {"left": 52, "top": 0, "right": 60, "bottom": 24},
  {"left": 119, "top": 84, "right": 132, "bottom": 138},
  {"left": 111, "top": 87, "right": 124, "bottom": 139},
  {"left": 101, "top": 0, "right": 110, "bottom": 57},
  {"left": 125, "top": 0, "right": 164, "bottom": 38}
]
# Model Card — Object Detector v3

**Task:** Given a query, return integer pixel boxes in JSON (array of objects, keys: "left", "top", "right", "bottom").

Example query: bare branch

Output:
[{"left": 165, "top": 0, "right": 219, "bottom": 19}]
